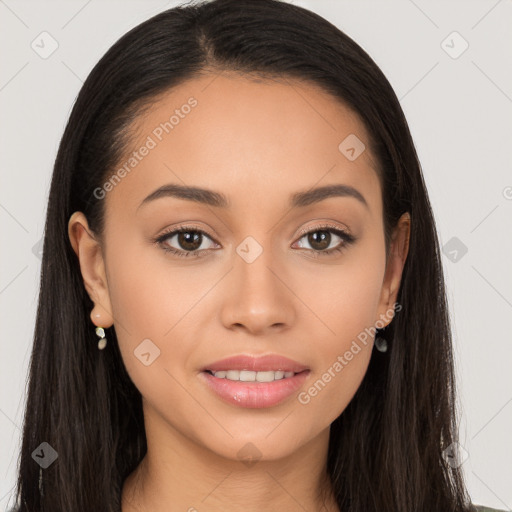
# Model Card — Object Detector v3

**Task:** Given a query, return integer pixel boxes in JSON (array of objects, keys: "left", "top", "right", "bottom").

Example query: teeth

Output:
[
  {"left": 210, "top": 370, "right": 297, "bottom": 382},
  {"left": 240, "top": 370, "right": 256, "bottom": 381}
]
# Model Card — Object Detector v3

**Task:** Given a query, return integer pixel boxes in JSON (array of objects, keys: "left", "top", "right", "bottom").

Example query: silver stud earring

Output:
[
  {"left": 96, "top": 326, "right": 107, "bottom": 350},
  {"left": 374, "top": 336, "right": 388, "bottom": 353}
]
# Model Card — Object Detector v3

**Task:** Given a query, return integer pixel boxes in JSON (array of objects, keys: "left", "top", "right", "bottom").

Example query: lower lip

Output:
[{"left": 199, "top": 370, "right": 310, "bottom": 408}]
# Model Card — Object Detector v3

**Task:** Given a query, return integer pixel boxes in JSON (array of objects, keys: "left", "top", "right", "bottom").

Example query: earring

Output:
[
  {"left": 374, "top": 336, "right": 388, "bottom": 353},
  {"left": 96, "top": 326, "right": 107, "bottom": 350},
  {"left": 38, "top": 466, "right": 43, "bottom": 496}
]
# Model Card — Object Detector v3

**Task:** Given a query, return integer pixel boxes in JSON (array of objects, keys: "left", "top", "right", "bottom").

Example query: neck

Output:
[{"left": 121, "top": 405, "right": 338, "bottom": 512}]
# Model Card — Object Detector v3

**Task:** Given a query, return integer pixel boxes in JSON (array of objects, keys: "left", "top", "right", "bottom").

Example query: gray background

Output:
[{"left": 1, "top": 0, "right": 511, "bottom": 510}]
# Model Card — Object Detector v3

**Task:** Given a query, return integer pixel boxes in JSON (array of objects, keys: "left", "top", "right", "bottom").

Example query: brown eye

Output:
[
  {"left": 293, "top": 225, "right": 356, "bottom": 257},
  {"left": 156, "top": 227, "right": 219, "bottom": 258},
  {"left": 306, "top": 230, "right": 331, "bottom": 251},
  {"left": 176, "top": 231, "right": 203, "bottom": 251}
]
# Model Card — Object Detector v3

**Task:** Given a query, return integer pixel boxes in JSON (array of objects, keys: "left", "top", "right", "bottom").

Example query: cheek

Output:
[
  {"left": 297, "top": 343, "right": 373, "bottom": 431},
  {"left": 103, "top": 230, "right": 220, "bottom": 390},
  {"left": 104, "top": 224, "right": 217, "bottom": 337},
  {"left": 294, "top": 289, "right": 378, "bottom": 430},
  {"left": 291, "top": 247, "right": 385, "bottom": 421},
  {"left": 291, "top": 243, "right": 385, "bottom": 352}
]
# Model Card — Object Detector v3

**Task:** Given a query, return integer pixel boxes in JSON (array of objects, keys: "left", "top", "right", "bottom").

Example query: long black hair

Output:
[{"left": 13, "top": 0, "right": 475, "bottom": 510}]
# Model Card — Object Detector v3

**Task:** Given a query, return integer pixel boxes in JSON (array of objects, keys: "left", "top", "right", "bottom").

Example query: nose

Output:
[{"left": 219, "top": 240, "right": 296, "bottom": 336}]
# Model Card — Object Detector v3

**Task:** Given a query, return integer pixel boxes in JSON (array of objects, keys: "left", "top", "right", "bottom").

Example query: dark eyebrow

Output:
[
  {"left": 138, "top": 184, "right": 230, "bottom": 209},
  {"left": 290, "top": 184, "right": 368, "bottom": 209},
  {"left": 138, "top": 183, "right": 368, "bottom": 210}
]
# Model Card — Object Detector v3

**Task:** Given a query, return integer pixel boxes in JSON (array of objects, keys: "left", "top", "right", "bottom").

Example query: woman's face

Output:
[{"left": 70, "top": 73, "right": 409, "bottom": 463}]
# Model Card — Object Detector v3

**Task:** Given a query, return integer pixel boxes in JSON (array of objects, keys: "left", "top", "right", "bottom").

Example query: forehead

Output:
[{"left": 105, "top": 72, "right": 381, "bottom": 218}]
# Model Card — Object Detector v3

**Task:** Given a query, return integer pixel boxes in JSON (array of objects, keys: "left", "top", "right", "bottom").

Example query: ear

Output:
[
  {"left": 68, "top": 211, "right": 114, "bottom": 328},
  {"left": 376, "top": 212, "right": 411, "bottom": 326}
]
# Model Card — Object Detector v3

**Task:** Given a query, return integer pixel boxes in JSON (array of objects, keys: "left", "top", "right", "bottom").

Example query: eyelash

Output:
[{"left": 153, "top": 223, "right": 356, "bottom": 259}]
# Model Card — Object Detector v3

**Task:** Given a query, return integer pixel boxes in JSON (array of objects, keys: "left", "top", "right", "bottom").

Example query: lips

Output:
[
  {"left": 199, "top": 354, "right": 310, "bottom": 408},
  {"left": 201, "top": 354, "right": 309, "bottom": 373}
]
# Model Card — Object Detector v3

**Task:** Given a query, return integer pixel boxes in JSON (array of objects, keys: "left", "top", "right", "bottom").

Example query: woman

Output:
[{"left": 11, "top": 0, "right": 506, "bottom": 510}]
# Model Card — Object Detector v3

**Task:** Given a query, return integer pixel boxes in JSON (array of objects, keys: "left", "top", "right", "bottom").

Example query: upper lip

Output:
[{"left": 202, "top": 354, "right": 309, "bottom": 373}]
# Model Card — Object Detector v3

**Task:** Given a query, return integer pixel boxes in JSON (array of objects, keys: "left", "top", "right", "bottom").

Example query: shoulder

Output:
[{"left": 473, "top": 505, "right": 508, "bottom": 512}]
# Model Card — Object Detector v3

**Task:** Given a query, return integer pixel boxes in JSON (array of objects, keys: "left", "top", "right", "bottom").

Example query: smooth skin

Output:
[{"left": 68, "top": 72, "right": 410, "bottom": 512}]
